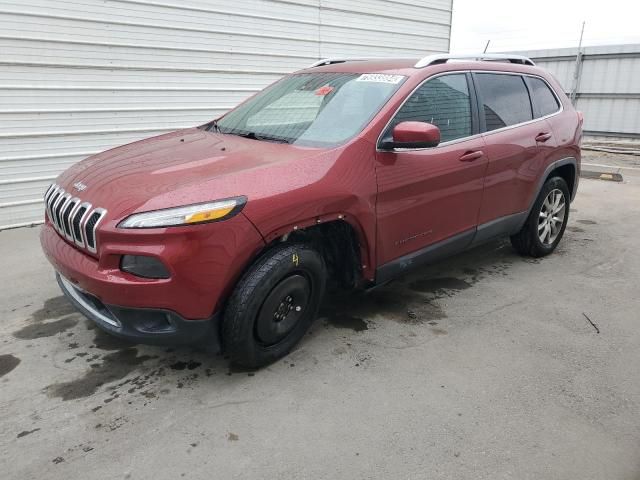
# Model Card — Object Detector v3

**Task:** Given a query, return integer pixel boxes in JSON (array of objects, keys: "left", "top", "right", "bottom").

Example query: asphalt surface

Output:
[{"left": 1, "top": 158, "right": 639, "bottom": 479}]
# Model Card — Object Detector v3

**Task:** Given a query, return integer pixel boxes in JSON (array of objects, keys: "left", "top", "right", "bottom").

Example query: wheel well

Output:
[
  {"left": 547, "top": 163, "right": 576, "bottom": 198},
  {"left": 271, "top": 221, "right": 363, "bottom": 290}
]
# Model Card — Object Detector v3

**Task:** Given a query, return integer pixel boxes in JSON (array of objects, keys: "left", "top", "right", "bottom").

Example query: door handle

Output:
[
  {"left": 459, "top": 150, "right": 484, "bottom": 162},
  {"left": 535, "top": 132, "right": 552, "bottom": 142}
]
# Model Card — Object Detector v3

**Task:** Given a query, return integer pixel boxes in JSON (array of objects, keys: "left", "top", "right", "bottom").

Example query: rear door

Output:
[
  {"left": 473, "top": 72, "right": 558, "bottom": 226},
  {"left": 375, "top": 72, "right": 487, "bottom": 268}
]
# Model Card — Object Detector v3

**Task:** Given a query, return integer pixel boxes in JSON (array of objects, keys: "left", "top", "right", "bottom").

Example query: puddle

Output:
[
  {"left": 47, "top": 348, "right": 156, "bottom": 401},
  {"left": 408, "top": 277, "right": 472, "bottom": 295},
  {"left": 0, "top": 354, "right": 21, "bottom": 378},
  {"left": 430, "top": 328, "right": 448, "bottom": 336},
  {"left": 321, "top": 284, "right": 449, "bottom": 328},
  {"left": 91, "top": 329, "right": 135, "bottom": 351},
  {"left": 13, "top": 295, "right": 80, "bottom": 340},
  {"left": 318, "top": 240, "right": 521, "bottom": 331},
  {"left": 30, "top": 296, "right": 76, "bottom": 323},
  {"left": 227, "top": 364, "right": 256, "bottom": 376},
  {"left": 325, "top": 313, "right": 369, "bottom": 331},
  {"left": 28, "top": 239, "right": 523, "bottom": 406},
  {"left": 13, "top": 317, "right": 79, "bottom": 340},
  {"left": 170, "top": 360, "right": 202, "bottom": 371}
]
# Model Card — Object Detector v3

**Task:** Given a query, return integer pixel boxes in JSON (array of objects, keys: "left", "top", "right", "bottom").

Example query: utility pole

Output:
[
  {"left": 570, "top": 21, "right": 585, "bottom": 106},
  {"left": 483, "top": 40, "right": 491, "bottom": 53}
]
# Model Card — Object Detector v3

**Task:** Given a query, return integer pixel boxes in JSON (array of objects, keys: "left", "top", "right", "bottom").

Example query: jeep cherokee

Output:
[{"left": 40, "top": 53, "right": 582, "bottom": 367}]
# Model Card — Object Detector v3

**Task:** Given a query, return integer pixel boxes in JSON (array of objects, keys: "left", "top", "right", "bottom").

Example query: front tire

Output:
[
  {"left": 222, "top": 243, "right": 326, "bottom": 368},
  {"left": 510, "top": 176, "right": 570, "bottom": 257}
]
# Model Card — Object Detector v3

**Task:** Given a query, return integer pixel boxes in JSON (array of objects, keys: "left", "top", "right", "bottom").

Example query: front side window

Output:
[
  {"left": 215, "top": 72, "right": 406, "bottom": 147},
  {"left": 387, "top": 73, "right": 473, "bottom": 143},
  {"left": 526, "top": 76, "right": 560, "bottom": 118},
  {"left": 475, "top": 73, "right": 533, "bottom": 131}
]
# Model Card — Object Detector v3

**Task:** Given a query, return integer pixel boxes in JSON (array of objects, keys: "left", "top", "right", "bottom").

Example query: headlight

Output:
[{"left": 118, "top": 196, "right": 246, "bottom": 228}]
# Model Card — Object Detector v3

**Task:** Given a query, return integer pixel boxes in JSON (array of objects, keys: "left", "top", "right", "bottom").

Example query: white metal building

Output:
[
  {"left": 0, "top": 0, "right": 453, "bottom": 229},
  {"left": 511, "top": 44, "right": 640, "bottom": 139}
]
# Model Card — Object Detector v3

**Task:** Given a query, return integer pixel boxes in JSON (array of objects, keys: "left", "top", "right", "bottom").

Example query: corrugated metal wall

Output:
[
  {"left": 512, "top": 44, "right": 640, "bottom": 139},
  {"left": 0, "top": 0, "right": 452, "bottom": 229}
]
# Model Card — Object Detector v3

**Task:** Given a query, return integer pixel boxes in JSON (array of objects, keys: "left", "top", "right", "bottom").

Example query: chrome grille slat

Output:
[
  {"left": 57, "top": 195, "right": 72, "bottom": 233},
  {"left": 72, "top": 202, "right": 92, "bottom": 247},
  {"left": 85, "top": 208, "right": 107, "bottom": 253},
  {"left": 63, "top": 198, "right": 81, "bottom": 240},
  {"left": 44, "top": 184, "right": 55, "bottom": 204},
  {"left": 46, "top": 187, "right": 62, "bottom": 222},
  {"left": 44, "top": 183, "right": 107, "bottom": 254},
  {"left": 52, "top": 192, "right": 69, "bottom": 232}
]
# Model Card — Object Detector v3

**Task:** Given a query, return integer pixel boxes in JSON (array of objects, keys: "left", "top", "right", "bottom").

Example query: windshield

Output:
[{"left": 212, "top": 72, "right": 406, "bottom": 147}]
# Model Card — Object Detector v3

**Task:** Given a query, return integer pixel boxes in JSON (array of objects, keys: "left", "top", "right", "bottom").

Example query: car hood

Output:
[{"left": 57, "top": 128, "right": 334, "bottom": 220}]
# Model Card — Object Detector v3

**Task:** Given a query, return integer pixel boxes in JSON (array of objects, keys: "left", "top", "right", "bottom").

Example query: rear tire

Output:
[
  {"left": 510, "top": 176, "right": 570, "bottom": 257},
  {"left": 222, "top": 243, "right": 326, "bottom": 368}
]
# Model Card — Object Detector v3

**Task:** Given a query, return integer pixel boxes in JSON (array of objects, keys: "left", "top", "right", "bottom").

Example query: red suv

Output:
[{"left": 41, "top": 54, "right": 582, "bottom": 367}]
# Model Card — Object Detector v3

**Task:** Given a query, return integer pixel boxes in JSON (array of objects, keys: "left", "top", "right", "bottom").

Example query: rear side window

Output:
[
  {"left": 475, "top": 73, "right": 532, "bottom": 131},
  {"left": 389, "top": 73, "right": 472, "bottom": 143},
  {"left": 527, "top": 77, "right": 560, "bottom": 118}
]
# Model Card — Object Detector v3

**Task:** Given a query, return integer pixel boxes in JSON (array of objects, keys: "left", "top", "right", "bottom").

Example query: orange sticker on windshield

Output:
[{"left": 315, "top": 85, "right": 334, "bottom": 96}]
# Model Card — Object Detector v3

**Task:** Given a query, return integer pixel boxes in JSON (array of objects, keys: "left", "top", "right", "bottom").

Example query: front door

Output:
[{"left": 375, "top": 72, "right": 487, "bottom": 272}]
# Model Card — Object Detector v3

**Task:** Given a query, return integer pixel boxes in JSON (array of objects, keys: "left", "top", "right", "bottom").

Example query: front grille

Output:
[
  {"left": 72, "top": 205, "right": 88, "bottom": 240},
  {"left": 62, "top": 199, "right": 77, "bottom": 238},
  {"left": 44, "top": 183, "right": 107, "bottom": 254},
  {"left": 85, "top": 211, "right": 102, "bottom": 250}
]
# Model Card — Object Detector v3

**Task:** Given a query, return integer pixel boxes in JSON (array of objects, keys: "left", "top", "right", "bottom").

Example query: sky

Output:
[{"left": 450, "top": 0, "right": 640, "bottom": 53}]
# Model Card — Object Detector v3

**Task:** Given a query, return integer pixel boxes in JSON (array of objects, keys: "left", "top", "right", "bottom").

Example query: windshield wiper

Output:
[
  {"left": 206, "top": 119, "right": 222, "bottom": 133},
  {"left": 236, "top": 131, "right": 291, "bottom": 144}
]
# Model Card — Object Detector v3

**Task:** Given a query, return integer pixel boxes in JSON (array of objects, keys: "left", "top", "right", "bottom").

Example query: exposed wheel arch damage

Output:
[{"left": 259, "top": 219, "right": 369, "bottom": 290}]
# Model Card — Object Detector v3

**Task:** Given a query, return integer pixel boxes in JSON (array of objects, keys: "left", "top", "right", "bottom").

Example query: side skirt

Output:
[
  {"left": 375, "top": 229, "right": 475, "bottom": 285},
  {"left": 373, "top": 211, "right": 528, "bottom": 285},
  {"left": 470, "top": 211, "right": 528, "bottom": 246}
]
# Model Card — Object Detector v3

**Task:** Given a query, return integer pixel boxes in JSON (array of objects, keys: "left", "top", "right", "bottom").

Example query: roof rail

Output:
[
  {"left": 307, "top": 58, "right": 371, "bottom": 68},
  {"left": 414, "top": 53, "right": 535, "bottom": 68}
]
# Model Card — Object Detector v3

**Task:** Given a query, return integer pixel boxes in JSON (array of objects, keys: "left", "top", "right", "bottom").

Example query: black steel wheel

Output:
[
  {"left": 254, "top": 274, "right": 311, "bottom": 346},
  {"left": 223, "top": 243, "right": 326, "bottom": 368}
]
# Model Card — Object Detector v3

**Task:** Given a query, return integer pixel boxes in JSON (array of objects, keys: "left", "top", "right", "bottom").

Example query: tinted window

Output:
[
  {"left": 527, "top": 77, "right": 560, "bottom": 118},
  {"left": 390, "top": 74, "right": 472, "bottom": 143},
  {"left": 475, "top": 73, "right": 532, "bottom": 131}
]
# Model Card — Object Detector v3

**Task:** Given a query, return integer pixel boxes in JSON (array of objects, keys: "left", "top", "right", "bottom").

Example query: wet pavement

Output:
[{"left": 1, "top": 168, "right": 639, "bottom": 479}]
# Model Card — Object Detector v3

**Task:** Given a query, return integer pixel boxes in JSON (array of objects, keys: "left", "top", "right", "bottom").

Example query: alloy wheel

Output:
[{"left": 538, "top": 188, "right": 566, "bottom": 245}]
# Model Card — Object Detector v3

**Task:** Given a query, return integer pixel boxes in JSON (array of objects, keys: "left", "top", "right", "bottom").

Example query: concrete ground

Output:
[{"left": 2, "top": 158, "right": 640, "bottom": 480}]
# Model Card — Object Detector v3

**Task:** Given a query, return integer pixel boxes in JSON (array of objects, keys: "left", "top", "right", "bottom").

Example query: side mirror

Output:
[{"left": 380, "top": 121, "right": 441, "bottom": 150}]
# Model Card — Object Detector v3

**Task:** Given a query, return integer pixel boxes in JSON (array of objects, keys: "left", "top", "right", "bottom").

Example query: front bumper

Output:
[
  {"left": 40, "top": 214, "right": 264, "bottom": 319},
  {"left": 57, "top": 272, "right": 221, "bottom": 348}
]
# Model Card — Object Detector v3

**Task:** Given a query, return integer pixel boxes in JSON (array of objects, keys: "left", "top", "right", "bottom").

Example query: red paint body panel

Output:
[
  {"left": 57, "top": 128, "right": 326, "bottom": 219},
  {"left": 477, "top": 119, "right": 555, "bottom": 224},
  {"left": 40, "top": 58, "right": 581, "bottom": 325},
  {"left": 375, "top": 137, "right": 488, "bottom": 264},
  {"left": 392, "top": 121, "right": 441, "bottom": 145},
  {"left": 40, "top": 212, "right": 264, "bottom": 319}
]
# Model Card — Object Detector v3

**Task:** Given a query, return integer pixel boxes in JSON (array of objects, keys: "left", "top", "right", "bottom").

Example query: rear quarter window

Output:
[
  {"left": 526, "top": 77, "right": 561, "bottom": 118},
  {"left": 475, "top": 73, "right": 533, "bottom": 131}
]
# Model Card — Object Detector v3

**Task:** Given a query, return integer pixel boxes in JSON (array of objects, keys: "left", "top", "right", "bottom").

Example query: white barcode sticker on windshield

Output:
[{"left": 356, "top": 74, "right": 404, "bottom": 84}]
